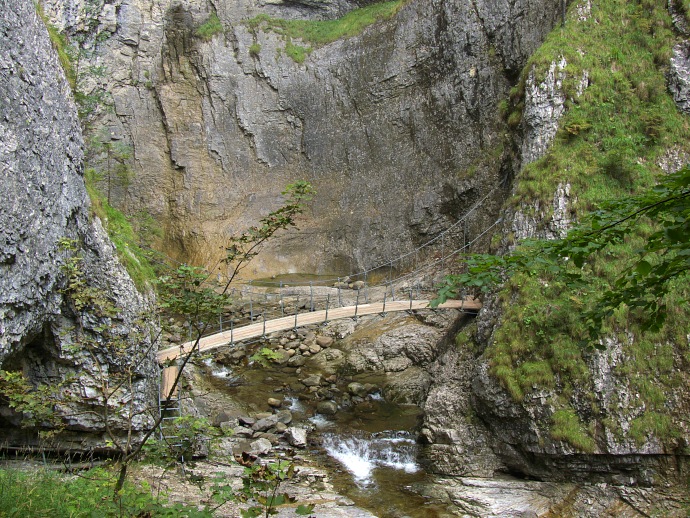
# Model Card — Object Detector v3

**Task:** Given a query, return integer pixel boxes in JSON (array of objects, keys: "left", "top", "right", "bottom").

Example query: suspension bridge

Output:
[
  {"left": 157, "top": 191, "right": 502, "bottom": 414},
  {"left": 156, "top": 188, "right": 501, "bottom": 364}
]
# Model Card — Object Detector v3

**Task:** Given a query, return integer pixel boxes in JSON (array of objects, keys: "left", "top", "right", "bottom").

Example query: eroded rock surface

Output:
[
  {"left": 40, "top": 0, "right": 562, "bottom": 273},
  {"left": 0, "top": 0, "right": 158, "bottom": 447}
]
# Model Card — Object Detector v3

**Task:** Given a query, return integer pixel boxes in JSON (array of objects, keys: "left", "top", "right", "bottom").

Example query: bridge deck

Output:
[{"left": 157, "top": 298, "right": 481, "bottom": 363}]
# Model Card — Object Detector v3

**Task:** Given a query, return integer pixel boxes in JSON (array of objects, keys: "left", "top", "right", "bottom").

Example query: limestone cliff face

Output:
[
  {"left": 0, "top": 0, "right": 158, "bottom": 447},
  {"left": 421, "top": 1, "right": 690, "bottom": 498},
  {"left": 41, "top": 0, "right": 562, "bottom": 275}
]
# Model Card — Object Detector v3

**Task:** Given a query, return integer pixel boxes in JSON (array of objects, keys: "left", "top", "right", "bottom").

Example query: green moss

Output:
[
  {"left": 480, "top": 0, "right": 690, "bottom": 447},
  {"left": 36, "top": 3, "right": 76, "bottom": 89},
  {"left": 245, "top": 1, "right": 406, "bottom": 62},
  {"left": 85, "top": 170, "right": 157, "bottom": 292},
  {"left": 630, "top": 412, "right": 679, "bottom": 446},
  {"left": 510, "top": 0, "right": 685, "bottom": 211},
  {"left": 249, "top": 42, "right": 261, "bottom": 57},
  {"left": 285, "top": 39, "right": 311, "bottom": 64},
  {"left": 551, "top": 408, "right": 596, "bottom": 452},
  {"left": 196, "top": 13, "right": 223, "bottom": 40}
]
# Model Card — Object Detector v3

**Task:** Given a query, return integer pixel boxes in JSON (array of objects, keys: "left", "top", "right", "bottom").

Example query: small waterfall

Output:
[
  {"left": 203, "top": 359, "right": 238, "bottom": 381},
  {"left": 286, "top": 396, "right": 305, "bottom": 413},
  {"left": 322, "top": 430, "right": 420, "bottom": 485},
  {"left": 309, "top": 414, "right": 334, "bottom": 430}
]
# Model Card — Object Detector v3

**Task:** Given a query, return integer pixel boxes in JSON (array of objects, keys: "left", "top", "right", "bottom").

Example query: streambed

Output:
[{"left": 195, "top": 353, "right": 459, "bottom": 517}]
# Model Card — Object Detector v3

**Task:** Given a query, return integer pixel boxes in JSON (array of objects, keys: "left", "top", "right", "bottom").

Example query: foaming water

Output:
[
  {"left": 308, "top": 414, "right": 334, "bottom": 430},
  {"left": 286, "top": 396, "right": 305, "bottom": 413},
  {"left": 322, "top": 431, "right": 419, "bottom": 486},
  {"left": 202, "top": 358, "right": 238, "bottom": 381}
]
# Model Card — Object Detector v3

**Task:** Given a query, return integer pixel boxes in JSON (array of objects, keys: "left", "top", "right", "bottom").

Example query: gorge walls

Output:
[
  {"left": 0, "top": 0, "right": 158, "bottom": 447},
  {"left": 41, "top": 0, "right": 563, "bottom": 275}
]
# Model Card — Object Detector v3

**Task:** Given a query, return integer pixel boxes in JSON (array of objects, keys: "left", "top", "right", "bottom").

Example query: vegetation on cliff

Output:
[
  {"left": 246, "top": 0, "right": 407, "bottom": 62},
  {"left": 441, "top": 0, "right": 690, "bottom": 451}
]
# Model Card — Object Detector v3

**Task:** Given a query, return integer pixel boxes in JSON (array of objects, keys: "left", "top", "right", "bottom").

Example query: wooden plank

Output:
[
  {"left": 160, "top": 365, "right": 179, "bottom": 400},
  {"left": 157, "top": 297, "right": 481, "bottom": 363}
]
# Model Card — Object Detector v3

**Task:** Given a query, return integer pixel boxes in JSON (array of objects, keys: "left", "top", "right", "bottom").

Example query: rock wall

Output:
[
  {"left": 420, "top": 0, "right": 690, "bottom": 499},
  {"left": 41, "top": 0, "right": 562, "bottom": 275},
  {"left": 0, "top": 0, "right": 158, "bottom": 448}
]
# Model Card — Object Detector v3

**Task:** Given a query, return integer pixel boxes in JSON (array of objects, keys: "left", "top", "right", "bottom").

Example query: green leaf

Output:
[
  {"left": 635, "top": 260, "right": 652, "bottom": 276},
  {"left": 296, "top": 503, "right": 316, "bottom": 515}
]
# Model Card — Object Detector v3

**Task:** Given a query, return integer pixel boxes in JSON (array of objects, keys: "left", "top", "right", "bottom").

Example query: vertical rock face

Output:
[
  {"left": 0, "top": 0, "right": 158, "bottom": 447},
  {"left": 41, "top": 0, "right": 562, "bottom": 275}
]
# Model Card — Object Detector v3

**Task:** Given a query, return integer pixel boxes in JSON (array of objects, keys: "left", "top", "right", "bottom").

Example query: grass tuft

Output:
[
  {"left": 85, "top": 170, "right": 157, "bottom": 292},
  {"left": 196, "top": 13, "right": 223, "bottom": 40},
  {"left": 35, "top": 3, "right": 76, "bottom": 89}
]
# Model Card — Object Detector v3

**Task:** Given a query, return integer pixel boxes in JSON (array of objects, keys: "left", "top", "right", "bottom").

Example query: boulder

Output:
[
  {"left": 276, "top": 410, "right": 293, "bottom": 424},
  {"left": 233, "top": 426, "right": 254, "bottom": 437},
  {"left": 301, "top": 374, "right": 322, "bottom": 387},
  {"left": 316, "top": 336, "right": 334, "bottom": 347},
  {"left": 286, "top": 427, "right": 308, "bottom": 448},
  {"left": 238, "top": 416, "right": 256, "bottom": 427},
  {"left": 347, "top": 382, "right": 368, "bottom": 398},
  {"left": 252, "top": 414, "right": 279, "bottom": 432},
  {"left": 248, "top": 438, "right": 272, "bottom": 456},
  {"left": 267, "top": 397, "right": 283, "bottom": 408},
  {"left": 317, "top": 401, "right": 338, "bottom": 415},
  {"left": 288, "top": 355, "right": 306, "bottom": 368}
]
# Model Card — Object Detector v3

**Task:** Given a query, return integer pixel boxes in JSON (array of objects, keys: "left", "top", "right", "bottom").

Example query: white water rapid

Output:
[{"left": 322, "top": 431, "right": 420, "bottom": 485}]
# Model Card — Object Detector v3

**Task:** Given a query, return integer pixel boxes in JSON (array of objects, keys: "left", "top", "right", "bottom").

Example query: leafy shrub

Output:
[
  {"left": 550, "top": 408, "right": 596, "bottom": 452},
  {"left": 249, "top": 43, "right": 261, "bottom": 57}
]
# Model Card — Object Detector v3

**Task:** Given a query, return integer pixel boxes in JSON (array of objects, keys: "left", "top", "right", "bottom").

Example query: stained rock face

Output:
[
  {"left": 39, "top": 0, "right": 562, "bottom": 274},
  {"left": 0, "top": 0, "right": 158, "bottom": 448}
]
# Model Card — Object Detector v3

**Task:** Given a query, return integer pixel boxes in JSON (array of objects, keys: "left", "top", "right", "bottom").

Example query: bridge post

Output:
[
  {"left": 409, "top": 288, "right": 413, "bottom": 310},
  {"left": 249, "top": 282, "right": 254, "bottom": 322},
  {"left": 338, "top": 284, "right": 342, "bottom": 307},
  {"left": 263, "top": 311, "right": 266, "bottom": 338},
  {"left": 219, "top": 308, "right": 222, "bottom": 333},
  {"left": 382, "top": 292, "right": 387, "bottom": 315},
  {"left": 364, "top": 271, "right": 369, "bottom": 303},
  {"left": 354, "top": 290, "right": 360, "bottom": 320},
  {"left": 280, "top": 281, "right": 284, "bottom": 317},
  {"left": 294, "top": 295, "right": 299, "bottom": 329},
  {"left": 463, "top": 218, "right": 467, "bottom": 250},
  {"left": 230, "top": 319, "right": 234, "bottom": 346},
  {"left": 325, "top": 294, "right": 330, "bottom": 322},
  {"left": 310, "top": 282, "right": 314, "bottom": 312}
]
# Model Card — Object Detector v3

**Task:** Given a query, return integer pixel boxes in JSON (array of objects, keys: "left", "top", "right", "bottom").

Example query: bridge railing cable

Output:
[{"left": 183, "top": 217, "right": 502, "bottom": 343}]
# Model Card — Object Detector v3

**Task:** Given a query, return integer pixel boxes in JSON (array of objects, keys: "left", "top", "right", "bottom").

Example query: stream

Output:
[{"left": 201, "top": 358, "right": 456, "bottom": 517}]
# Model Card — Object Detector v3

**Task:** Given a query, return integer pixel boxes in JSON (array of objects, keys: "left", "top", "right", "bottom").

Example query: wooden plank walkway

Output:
[
  {"left": 157, "top": 298, "right": 481, "bottom": 363},
  {"left": 160, "top": 365, "right": 179, "bottom": 401}
]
